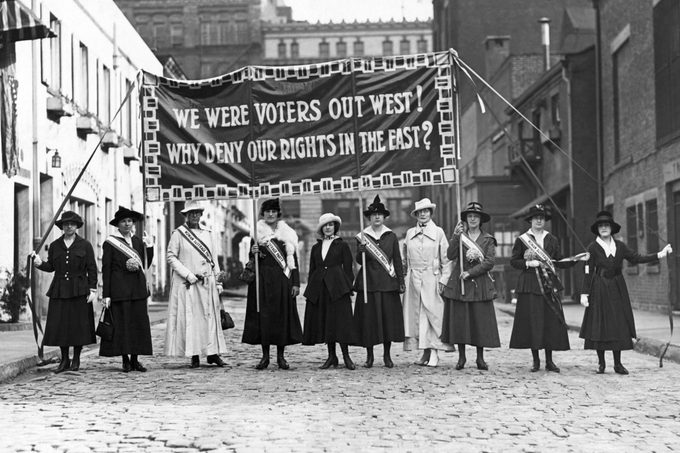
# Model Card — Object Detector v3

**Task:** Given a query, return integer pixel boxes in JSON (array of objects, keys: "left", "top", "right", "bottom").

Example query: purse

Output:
[
  {"left": 220, "top": 309, "right": 235, "bottom": 330},
  {"left": 238, "top": 259, "right": 255, "bottom": 284},
  {"left": 96, "top": 307, "right": 114, "bottom": 341}
]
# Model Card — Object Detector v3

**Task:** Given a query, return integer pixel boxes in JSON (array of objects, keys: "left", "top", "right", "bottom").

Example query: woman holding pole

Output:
[{"left": 354, "top": 195, "right": 405, "bottom": 368}]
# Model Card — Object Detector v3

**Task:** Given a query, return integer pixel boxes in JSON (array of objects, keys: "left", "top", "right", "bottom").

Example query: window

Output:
[
  {"left": 170, "top": 24, "right": 183, "bottom": 47},
  {"left": 493, "top": 223, "right": 520, "bottom": 258},
  {"left": 550, "top": 93, "right": 560, "bottom": 126},
  {"left": 645, "top": 199, "right": 659, "bottom": 256},
  {"left": 612, "top": 41, "right": 629, "bottom": 163},
  {"left": 654, "top": 0, "right": 680, "bottom": 144},
  {"left": 235, "top": 21, "right": 249, "bottom": 43},
  {"left": 319, "top": 41, "right": 329, "bottom": 58},
  {"left": 69, "top": 198, "right": 95, "bottom": 245},
  {"left": 77, "top": 43, "right": 88, "bottom": 110},
  {"left": 353, "top": 40, "right": 364, "bottom": 56},
  {"left": 336, "top": 40, "right": 347, "bottom": 58},
  {"left": 122, "top": 79, "right": 133, "bottom": 141},
  {"left": 625, "top": 205, "right": 638, "bottom": 270},
  {"left": 100, "top": 65, "right": 110, "bottom": 125},
  {"left": 386, "top": 198, "right": 411, "bottom": 225},
  {"left": 50, "top": 15, "right": 61, "bottom": 90},
  {"left": 200, "top": 63, "right": 213, "bottom": 78},
  {"left": 382, "top": 39, "right": 393, "bottom": 56},
  {"left": 290, "top": 41, "right": 299, "bottom": 59},
  {"left": 200, "top": 22, "right": 212, "bottom": 45},
  {"left": 278, "top": 40, "right": 287, "bottom": 59},
  {"left": 417, "top": 37, "right": 428, "bottom": 53},
  {"left": 531, "top": 108, "right": 541, "bottom": 146},
  {"left": 400, "top": 38, "right": 410, "bottom": 55}
]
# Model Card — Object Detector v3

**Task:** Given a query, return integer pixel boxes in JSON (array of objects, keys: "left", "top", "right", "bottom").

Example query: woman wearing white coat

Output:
[
  {"left": 165, "top": 201, "right": 227, "bottom": 368},
  {"left": 402, "top": 198, "right": 453, "bottom": 367}
]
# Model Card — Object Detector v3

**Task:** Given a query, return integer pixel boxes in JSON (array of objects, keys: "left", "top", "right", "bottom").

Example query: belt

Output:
[{"left": 595, "top": 268, "right": 621, "bottom": 279}]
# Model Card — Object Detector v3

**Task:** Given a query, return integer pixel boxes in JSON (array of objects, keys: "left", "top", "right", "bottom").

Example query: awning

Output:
[
  {"left": 0, "top": 0, "right": 55, "bottom": 44},
  {"left": 510, "top": 183, "right": 569, "bottom": 219}
]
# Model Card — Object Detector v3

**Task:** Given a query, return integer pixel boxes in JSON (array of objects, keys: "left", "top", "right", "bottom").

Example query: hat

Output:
[
  {"left": 260, "top": 198, "right": 281, "bottom": 216},
  {"left": 316, "top": 213, "right": 342, "bottom": 235},
  {"left": 525, "top": 204, "right": 552, "bottom": 222},
  {"left": 180, "top": 200, "right": 205, "bottom": 215},
  {"left": 363, "top": 195, "right": 390, "bottom": 218},
  {"left": 590, "top": 210, "right": 621, "bottom": 235},
  {"left": 109, "top": 206, "right": 143, "bottom": 226},
  {"left": 460, "top": 201, "right": 490, "bottom": 223},
  {"left": 411, "top": 198, "right": 437, "bottom": 218},
  {"left": 55, "top": 211, "right": 84, "bottom": 229}
]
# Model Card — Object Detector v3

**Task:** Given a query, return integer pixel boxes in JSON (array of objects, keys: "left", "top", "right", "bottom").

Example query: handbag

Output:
[
  {"left": 96, "top": 307, "right": 114, "bottom": 341},
  {"left": 238, "top": 259, "right": 255, "bottom": 284},
  {"left": 220, "top": 309, "right": 235, "bottom": 330}
]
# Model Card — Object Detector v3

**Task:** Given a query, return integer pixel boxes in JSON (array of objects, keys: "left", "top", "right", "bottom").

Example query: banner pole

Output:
[
  {"left": 252, "top": 198, "right": 260, "bottom": 313},
  {"left": 451, "top": 53, "right": 465, "bottom": 296},
  {"left": 358, "top": 196, "right": 368, "bottom": 304}
]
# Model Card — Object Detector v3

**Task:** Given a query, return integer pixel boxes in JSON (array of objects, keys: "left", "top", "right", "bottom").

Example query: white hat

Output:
[
  {"left": 180, "top": 200, "right": 205, "bottom": 215},
  {"left": 411, "top": 198, "right": 437, "bottom": 218},
  {"left": 316, "top": 213, "right": 342, "bottom": 234}
]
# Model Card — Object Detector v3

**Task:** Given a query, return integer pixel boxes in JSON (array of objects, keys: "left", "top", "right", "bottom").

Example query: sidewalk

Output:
[
  {"left": 495, "top": 300, "right": 680, "bottom": 365},
  {"left": 0, "top": 286, "right": 248, "bottom": 384}
]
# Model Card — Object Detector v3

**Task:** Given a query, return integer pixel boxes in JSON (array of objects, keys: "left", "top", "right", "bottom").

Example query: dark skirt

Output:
[
  {"left": 43, "top": 296, "right": 96, "bottom": 347},
  {"left": 99, "top": 298, "right": 153, "bottom": 356},
  {"left": 509, "top": 293, "right": 570, "bottom": 350},
  {"left": 441, "top": 299, "right": 500, "bottom": 348},
  {"left": 354, "top": 291, "right": 405, "bottom": 347},
  {"left": 303, "top": 285, "right": 358, "bottom": 345},
  {"left": 580, "top": 276, "right": 635, "bottom": 351}
]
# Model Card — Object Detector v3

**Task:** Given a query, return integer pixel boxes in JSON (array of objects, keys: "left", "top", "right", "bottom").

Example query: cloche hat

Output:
[
  {"left": 180, "top": 200, "right": 205, "bottom": 215},
  {"left": 411, "top": 198, "right": 437, "bottom": 218},
  {"left": 316, "top": 213, "right": 342, "bottom": 235},
  {"left": 109, "top": 206, "right": 143, "bottom": 226},
  {"left": 525, "top": 204, "right": 552, "bottom": 222},
  {"left": 363, "top": 195, "right": 390, "bottom": 218},
  {"left": 260, "top": 198, "right": 281, "bottom": 216},
  {"left": 55, "top": 211, "right": 84, "bottom": 229},
  {"left": 460, "top": 201, "right": 490, "bottom": 223},
  {"left": 590, "top": 210, "right": 621, "bottom": 235}
]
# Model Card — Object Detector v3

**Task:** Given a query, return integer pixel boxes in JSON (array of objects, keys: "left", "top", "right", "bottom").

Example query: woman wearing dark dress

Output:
[
  {"left": 242, "top": 198, "right": 303, "bottom": 370},
  {"left": 32, "top": 211, "right": 97, "bottom": 373},
  {"left": 303, "top": 213, "right": 358, "bottom": 370},
  {"left": 100, "top": 207, "right": 154, "bottom": 373},
  {"left": 508, "top": 204, "right": 587, "bottom": 372},
  {"left": 354, "top": 195, "right": 405, "bottom": 368},
  {"left": 441, "top": 202, "right": 500, "bottom": 371},
  {"left": 579, "top": 211, "right": 672, "bottom": 374}
]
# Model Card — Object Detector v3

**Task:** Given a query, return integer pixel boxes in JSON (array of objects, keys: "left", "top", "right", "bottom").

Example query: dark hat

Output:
[
  {"left": 260, "top": 198, "right": 281, "bottom": 216},
  {"left": 460, "top": 201, "right": 490, "bottom": 224},
  {"left": 363, "top": 195, "right": 390, "bottom": 218},
  {"left": 55, "top": 211, "right": 84, "bottom": 229},
  {"left": 109, "top": 206, "right": 143, "bottom": 226},
  {"left": 590, "top": 210, "right": 621, "bottom": 235},
  {"left": 525, "top": 204, "right": 552, "bottom": 222}
]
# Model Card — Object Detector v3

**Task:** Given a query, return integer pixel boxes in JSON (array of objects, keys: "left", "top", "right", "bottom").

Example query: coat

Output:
[
  {"left": 165, "top": 226, "right": 227, "bottom": 357},
  {"left": 37, "top": 234, "right": 97, "bottom": 299},
  {"left": 353, "top": 227, "right": 404, "bottom": 293},
  {"left": 510, "top": 231, "right": 575, "bottom": 294},
  {"left": 303, "top": 237, "right": 354, "bottom": 304},
  {"left": 442, "top": 231, "right": 496, "bottom": 302},
  {"left": 102, "top": 233, "right": 153, "bottom": 302}
]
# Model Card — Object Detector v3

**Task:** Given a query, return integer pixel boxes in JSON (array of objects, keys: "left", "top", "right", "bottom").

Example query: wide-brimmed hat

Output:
[
  {"left": 460, "top": 201, "right": 490, "bottom": 223},
  {"left": 180, "top": 200, "right": 205, "bottom": 215},
  {"left": 363, "top": 195, "right": 390, "bottom": 218},
  {"left": 260, "top": 198, "right": 281, "bottom": 216},
  {"left": 525, "top": 204, "right": 552, "bottom": 222},
  {"left": 109, "top": 206, "right": 143, "bottom": 226},
  {"left": 316, "top": 213, "right": 342, "bottom": 235},
  {"left": 55, "top": 211, "right": 84, "bottom": 229},
  {"left": 590, "top": 210, "right": 621, "bottom": 235},
  {"left": 411, "top": 198, "right": 437, "bottom": 218}
]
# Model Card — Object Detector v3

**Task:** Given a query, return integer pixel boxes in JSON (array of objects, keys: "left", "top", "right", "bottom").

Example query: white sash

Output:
[
  {"left": 264, "top": 239, "right": 292, "bottom": 279},
  {"left": 519, "top": 232, "right": 556, "bottom": 273},
  {"left": 461, "top": 233, "right": 486, "bottom": 257},
  {"left": 105, "top": 236, "right": 144, "bottom": 270},
  {"left": 356, "top": 232, "right": 396, "bottom": 278},
  {"left": 177, "top": 225, "right": 214, "bottom": 268}
]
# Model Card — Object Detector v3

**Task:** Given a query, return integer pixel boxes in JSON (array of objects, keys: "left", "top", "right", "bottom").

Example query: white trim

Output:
[{"left": 610, "top": 24, "right": 630, "bottom": 55}]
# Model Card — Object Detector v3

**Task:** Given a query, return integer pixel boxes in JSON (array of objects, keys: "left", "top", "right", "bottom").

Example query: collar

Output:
[
  {"left": 322, "top": 235, "right": 339, "bottom": 242},
  {"left": 407, "top": 221, "right": 438, "bottom": 240},
  {"left": 526, "top": 228, "right": 547, "bottom": 241},
  {"left": 111, "top": 230, "right": 133, "bottom": 241},
  {"left": 363, "top": 225, "right": 391, "bottom": 240},
  {"left": 596, "top": 236, "right": 617, "bottom": 258}
]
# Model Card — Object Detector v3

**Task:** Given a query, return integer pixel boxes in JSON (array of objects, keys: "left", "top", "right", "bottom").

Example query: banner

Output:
[{"left": 141, "top": 51, "right": 458, "bottom": 202}]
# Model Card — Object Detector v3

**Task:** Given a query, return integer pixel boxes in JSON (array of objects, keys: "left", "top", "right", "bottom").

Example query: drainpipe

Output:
[
  {"left": 592, "top": 0, "right": 604, "bottom": 208},
  {"left": 31, "top": 0, "right": 41, "bottom": 317},
  {"left": 539, "top": 17, "right": 551, "bottom": 71}
]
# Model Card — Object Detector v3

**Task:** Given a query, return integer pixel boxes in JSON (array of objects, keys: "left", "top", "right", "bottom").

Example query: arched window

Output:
[
  {"left": 382, "top": 39, "right": 393, "bottom": 56},
  {"left": 278, "top": 40, "right": 287, "bottom": 58}
]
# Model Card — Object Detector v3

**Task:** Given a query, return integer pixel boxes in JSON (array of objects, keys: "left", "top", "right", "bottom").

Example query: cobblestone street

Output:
[{"left": 1, "top": 297, "right": 679, "bottom": 452}]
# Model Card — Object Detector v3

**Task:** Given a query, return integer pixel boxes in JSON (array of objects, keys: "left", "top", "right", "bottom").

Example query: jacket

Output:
[{"left": 37, "top": 234, "right": 97, "bottom": 299}]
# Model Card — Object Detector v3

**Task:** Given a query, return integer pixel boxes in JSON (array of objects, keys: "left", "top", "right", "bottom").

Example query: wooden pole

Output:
[
  {"left": 252, "top": 198, "right": 260, "bottom": 313},
  {"left": 358, "top": 195, "right": 368, "bottom": 304}
]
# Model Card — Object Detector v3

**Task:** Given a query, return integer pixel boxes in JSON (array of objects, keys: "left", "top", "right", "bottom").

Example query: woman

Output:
[
  {"left": 32, "top": 211, "right": 97, "bottom": 373},
  {"left": 100, "top": 206, "right": 154, "bottom": 373},
  {"left": 579, "top": 211, "right": 672, "bottom": 374},
  {"left": 354, "top": 195, "right": 405, "bottom": 368},
  {"left": 441, "top": 202, "right": 500, "bottom": 370},
  {"left": 242, "top": 198, "right": 303, "bottom": 370},
  {"left": 165, "top": 200, "right": 227, "bottom": 368},
  {"left": 402, "top": 198, "right": 453, "bottom": 367},
  {"left": 303, "top": 213, "right": 358, "bottom": 370},
  {"left": 508, "top": 204, "right": 587, "bottom": 372}
]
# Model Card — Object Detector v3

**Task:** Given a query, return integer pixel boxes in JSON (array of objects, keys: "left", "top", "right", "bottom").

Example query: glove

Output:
[
  {"left": 102, "top": 297, "right": 111, "bottom": 308},
  {"left": 216, "top": 283, "right": 223, "bottom": 294},
  {"left": 658, "top": 244, "right": 673, "bottom": 259},
  {"left": 186, "top": 273, "right": 199, "bottom": 284},
  {"left": 31, "top": 252, "right": 43, "bottom": 267},
  {"left": 142, "top": 231, "right": 154, "bottom": 248},
  {"left": 358, "top": 243, "right": 367, "bottom": 254},
  {"left": 580, "top": 294, "right": 589, "bottom": 307},
  {"left": 87, "top": 290, "right": 97, "bottom": 304},
  {"left": 526, "top": 260, "right": 541, "bottom": 268}
]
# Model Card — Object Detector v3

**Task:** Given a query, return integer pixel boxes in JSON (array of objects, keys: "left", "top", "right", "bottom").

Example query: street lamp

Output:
[{"left": 47, "top": 148, "right": 61, "bottom": 168}]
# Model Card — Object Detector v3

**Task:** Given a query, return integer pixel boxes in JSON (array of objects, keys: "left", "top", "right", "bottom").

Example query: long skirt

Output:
[
  {"left": 354, "top": 291, "right": 405, "bottom": 347},
  {"left": 580, "top": 276, "right": 635, "bottom": 351},
  {"left": 441, "top": 299, "right": 500, "bottom": 348},
  {"left": 509, "top": 293, "right": 569, "bottom": 350},
  {"left": 99, "top": 298, "right": 153, "bottom": 356},
  {"left": 303, "top": 285, "right": 358, "bottom": 345},
  {"left": 43, "top": 296, "right": 96, "bottom": 347}
]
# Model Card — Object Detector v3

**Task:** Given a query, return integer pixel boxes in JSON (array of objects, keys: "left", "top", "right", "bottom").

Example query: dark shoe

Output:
[
  {"left": 191, "top": 355, "right": 200, "bottom": 368},
  {"left": 530, "top": 360, "right": 540, "bottom": 372},
  {"left": 597, "top": 363, "right": 605, "bottom": 374},
  {"left": 614, "top": 364, "right": 629, "bottom": 375},
  {"left": 131, "top": 360, "right": 147, "bottom": 372},
  {"left": 320, "top": 355, "right": 338, "bottom": 369},
  {"left": 122, "top": 356, "right": 132, "bottom": 373},
  {"left": 476, "top": 359, "right": 488, "bottom": 371},
  {"left": 383, "top": 355, "right": 394, "bottom": 368},
  {"left": 364, "top": 349, "right": 374, "bottom": 368},
  {"left": 55, "top": 358, "right": 70, "bottom": 374},
  {"left": 342, "top": 354, "right": 356, "bottom": 370},
  {"left": 545, "top": 361, "right": 560, "bottom": 373},
  {"left": 455, "top": 358, "right": 466, "bottom": 370},
  {"left": 255, "top": 356, "right": 269, "bottom": 370},
  {"left": 207, "top": 355, "right": 225, "bottom": 367},
  {"left": 277, "top": 355, "right": 289, "bottom": 370},
  {"left": 70, "top": 357, "right": 80, "bottom": 372}
]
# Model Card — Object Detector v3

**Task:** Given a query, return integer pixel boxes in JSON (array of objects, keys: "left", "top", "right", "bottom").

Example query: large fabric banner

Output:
[{"left": 141, "top": 51, "right": 458, "bottom": 202}]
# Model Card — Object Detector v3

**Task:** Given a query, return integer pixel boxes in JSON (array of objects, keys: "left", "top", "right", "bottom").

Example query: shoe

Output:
[
  {"left": 614, "top": 364, "right": 629, "bottom": 375},
  {"left": 255, "top": 356, "right": 269, "bottom": 370},
  {"left": 455, "top": 358, "right": 466, "bottom": 370},
  {"left": 122, "top": 356, "right": 132, "bottom": 373},
  {"left": 476, "top": 359, "right": 488, "bottom": 371},
  {"left": 320, "top": 356, "right": 339, "bottom": 369},
  {"left": 414, "top": 350, "right": 430, "bottom": 366},
  {"left": 191, "top": 355, "right": 200, "bottom": 368},
  {"left": 364, "top": 349, "right": 374, "bottom": 368},
  {"left": 55, "top": 358, "right": 70, "bottom": 374},
  {"left": 207, "top": 355, "right": 226, "bottom": 367},
  {"left": 426, "top": 350, "right": 439, "bottom": 367},
  {"left": 530, "top": 360, "right": 540, "bottom": 372},
  {"left": 545, "top": 361, "right": 560, "bottom": 373},
  {"left": 70, "top": 357, "right": 80, "bottom": 372},
  {"left": 131, "top": 360, "right": 147, "bottom": 372},
  {"left": 277, "top": 355, "right": 290, "bottom": 370},
  {"left": 342, "top": 355, "right": 356, "bottom": 370},
  {"left": 383, "top": 355, "right": 394, "bottom": 368},
  {"left": 597, "top": 363, "right": 605, "bottom": 374}
]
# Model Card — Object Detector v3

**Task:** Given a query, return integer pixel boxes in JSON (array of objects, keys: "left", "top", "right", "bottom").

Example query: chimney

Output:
[
  {"left": 483, "top": 35, "right": 510, "bottom": 79},
  {"left": 539, "top": 17, "right": 551, "bottom": 71}
]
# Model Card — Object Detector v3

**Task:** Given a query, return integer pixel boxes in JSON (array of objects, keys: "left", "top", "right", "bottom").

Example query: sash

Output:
[
  {"left": 264, "top": 239, "right": 292, "bottom": 278},
  {"left": 356, "top": 232, "right": 396, "bottom": 278},
  {"left": 460, "top": 233, "right": 486, "bottom": 257},
  {"left": 519, "top": 233, "right": 556, "bottom": 274},
  {"left": 177, "top": 225, "right": 214, "bottom": 268},
  {"left": 105, "top": 236, "right": 144, "bottom": 270}
]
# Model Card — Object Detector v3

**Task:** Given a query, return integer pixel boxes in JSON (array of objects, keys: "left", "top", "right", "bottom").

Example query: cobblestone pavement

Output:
[{"left": 1, "top": 297, "right": 679, "bottom": 452}]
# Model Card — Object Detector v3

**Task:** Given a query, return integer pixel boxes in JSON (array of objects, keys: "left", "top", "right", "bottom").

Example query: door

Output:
[{"left": 672, "top": 190, "right": 680, "bottom": 310}]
